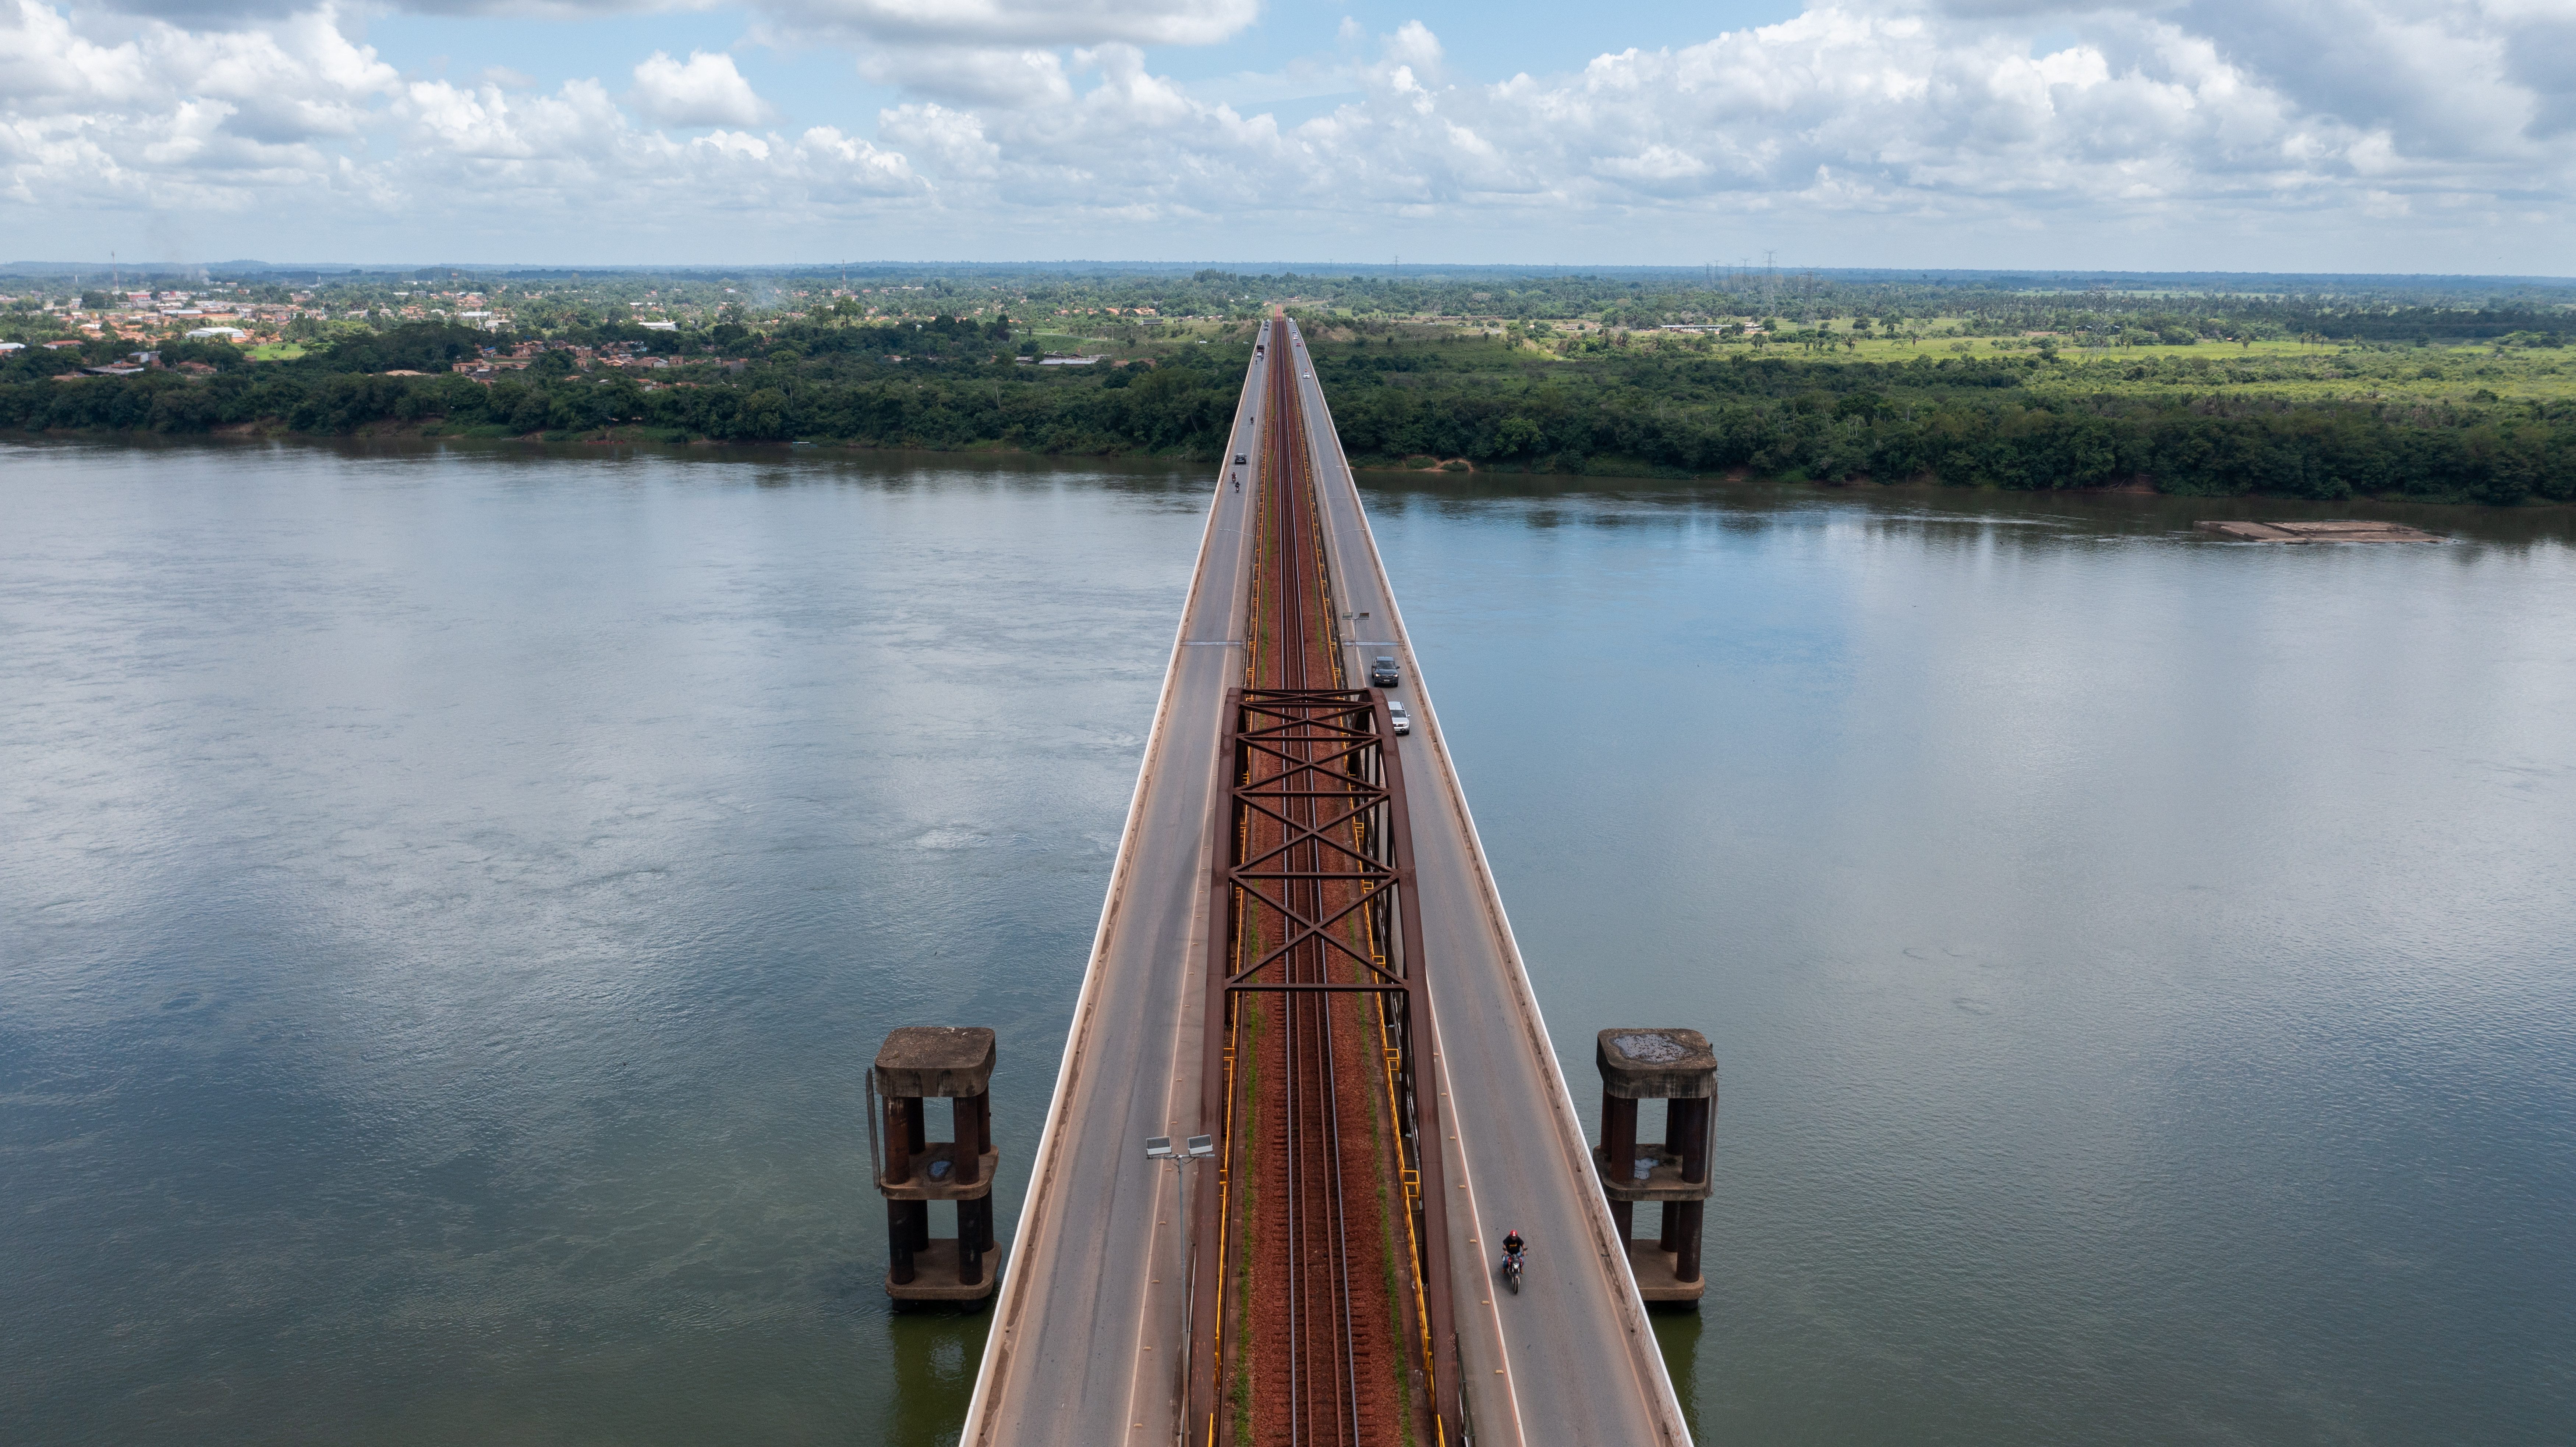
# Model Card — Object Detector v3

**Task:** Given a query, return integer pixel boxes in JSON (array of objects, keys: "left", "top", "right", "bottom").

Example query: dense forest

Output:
[
  {"left": 1, "top": 316, "right": 1239, "bottom": 456},
  {"left": 1315, "top": 346, "right": 2572, "bottom": 505},
  {"left": 6, "top": 265, "right": 2573, "bottom": 505}
]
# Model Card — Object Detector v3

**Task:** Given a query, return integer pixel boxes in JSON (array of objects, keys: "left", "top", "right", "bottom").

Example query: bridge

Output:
[{"left": 960, "top": 315, "right": 1694, "bottom": 1446}]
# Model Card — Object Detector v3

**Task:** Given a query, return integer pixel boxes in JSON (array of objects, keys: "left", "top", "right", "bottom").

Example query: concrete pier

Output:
[
  {"left": 875, "top": 1026, "right": 1003, "bottom": 1303},
  {"left": 1595, "top": 1029, "right": 1717, "bottom": 1305}
]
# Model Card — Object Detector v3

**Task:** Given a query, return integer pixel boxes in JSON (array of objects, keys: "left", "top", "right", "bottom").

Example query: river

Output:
[{"left": 4, "top": 437, "right": 2570, "bottom": 1444}]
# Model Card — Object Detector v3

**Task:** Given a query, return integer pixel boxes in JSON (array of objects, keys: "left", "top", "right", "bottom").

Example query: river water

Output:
[{"left": 4, "top": 439, "right": 2570, "bottom": 1445}]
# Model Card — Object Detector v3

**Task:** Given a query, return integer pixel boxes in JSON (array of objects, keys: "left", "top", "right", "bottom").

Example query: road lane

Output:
[
  {"left": 1285, "top": 323, "right": 1694, "bottom": 1447},
  {"left": 961, "top": 352, "right": 1270, "bottom": 1447},
  {"left": 969, "top": 326, "right": 1688, "bottom": 1446}
]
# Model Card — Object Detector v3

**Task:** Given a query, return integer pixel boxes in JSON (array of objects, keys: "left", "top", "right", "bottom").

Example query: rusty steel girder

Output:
[{"left": 1190, "top": 685, "right": 1461, "bottom": 1446}]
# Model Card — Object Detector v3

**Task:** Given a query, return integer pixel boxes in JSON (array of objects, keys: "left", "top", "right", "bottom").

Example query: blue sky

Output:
[
  {"left": 360, "top": 0, "right": 1805, "bottom": 124},
  {"left": 6, "top": 0, "right": 2571, "bottom": 270},
  {"left": 349, "top": 0, "right": 1815, "bottom": 174}
]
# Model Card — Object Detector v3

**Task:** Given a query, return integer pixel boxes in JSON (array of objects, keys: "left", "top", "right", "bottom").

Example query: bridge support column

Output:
[
  {"left": 874, "top": 1026, "right": 1006, "bottom": 1305},
  {"left": 1672, "top": 1200, "right": 1706, "bottom": 1285},
  {"left": 888, "top": 1201, "right": 920, "bottom": 1284},
  {"left": 1602, "top": 1092, "right": 1639, "bottom": 1239},
  {"left": 959, "top": 1197, "right": 987, "bottom": 1286},
  {"left": 1593, "top": 1029, "right": 1717, "bottom": 1306},
  {"left": 884, "top": 1093, "right": 913, "bottom": 1184}
]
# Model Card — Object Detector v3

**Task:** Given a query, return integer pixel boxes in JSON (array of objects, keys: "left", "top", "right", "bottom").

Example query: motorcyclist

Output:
[{"left": 1501, "top": 1230, "right": 1526, "bottom": 1265}]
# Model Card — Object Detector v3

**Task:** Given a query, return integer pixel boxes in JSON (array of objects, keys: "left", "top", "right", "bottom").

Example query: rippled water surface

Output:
[{"left": 5, "top": 439, "right": 2572, "bottom": 1445}]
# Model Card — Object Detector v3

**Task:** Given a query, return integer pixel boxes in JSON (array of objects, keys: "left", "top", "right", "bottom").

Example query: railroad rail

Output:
[
  {"left": 1186, "top": 316, "right": 1457, "bottom": 1446},
  {"left": 959, "top": 311, "right": 1692, "bottom": 1447}
]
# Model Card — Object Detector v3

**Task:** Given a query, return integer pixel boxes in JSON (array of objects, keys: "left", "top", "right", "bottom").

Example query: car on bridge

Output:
[
  {"left": 1370, "top": 655, "right": 1400, "bottom": 687},
  {"left": 1388, "top": 699, "right": 1410, "bottom": 735}
]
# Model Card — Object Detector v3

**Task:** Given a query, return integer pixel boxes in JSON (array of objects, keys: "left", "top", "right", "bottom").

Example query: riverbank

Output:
[
  {"left": 13, "top": 431, "right": 2571, "bottom": 545},
  {"left": 7, "top": 316, "right": 2569, "bottom": 505}
]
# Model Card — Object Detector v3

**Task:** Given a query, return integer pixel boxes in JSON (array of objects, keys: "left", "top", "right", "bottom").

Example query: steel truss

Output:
[{"left": 1191, "top": 685, "right": 1463, "bottom": 1445}]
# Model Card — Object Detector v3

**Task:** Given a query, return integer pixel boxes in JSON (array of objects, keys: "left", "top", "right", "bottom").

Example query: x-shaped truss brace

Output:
[{"left": 1224, "top": 689, "right": 1405, "bottom": 994}]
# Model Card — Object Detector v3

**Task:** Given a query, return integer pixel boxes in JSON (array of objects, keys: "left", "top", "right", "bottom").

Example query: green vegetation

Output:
[
  {"left": 4, "top": 263, "right": 2572, "bottom": 504},
  {"left": 1306, "top": 329, "right": 2576, "bottom": 505},
  {"left": 1362, "top": 993, "right": 1420, "bottom": 1447},
  {"left": 1232, "top": 999, "right": 1263, "bottom": 1447}
]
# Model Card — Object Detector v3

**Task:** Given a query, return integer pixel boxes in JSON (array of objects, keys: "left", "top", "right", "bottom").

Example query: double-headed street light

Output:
[
  {"left": 1144, "top": 1134, "right": 1216, "bottom": 1163},
  {"left": 1144, "top": 1135, "right": 1218, "bottom": 1402}
]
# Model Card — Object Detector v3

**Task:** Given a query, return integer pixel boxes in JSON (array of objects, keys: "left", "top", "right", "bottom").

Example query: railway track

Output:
[
  {"left": 1221, "top": 316, "right": 1414, "bottom": 1446},
  {"left": 969, "top": 300, "right": 1682, "bottom": 1447}
]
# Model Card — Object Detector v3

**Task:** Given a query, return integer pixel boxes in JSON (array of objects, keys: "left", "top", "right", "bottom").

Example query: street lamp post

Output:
[{"left": 1145, "top": 1134, "right": 1217, "bottom": 1432}]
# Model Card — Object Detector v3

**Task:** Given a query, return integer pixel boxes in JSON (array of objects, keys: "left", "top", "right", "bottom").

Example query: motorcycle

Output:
[{"left": 1500, "top": 1248, "right": 1524, "bottom": 1295}]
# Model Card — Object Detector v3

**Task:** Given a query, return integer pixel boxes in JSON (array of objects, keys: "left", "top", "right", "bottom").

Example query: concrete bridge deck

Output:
[{"left": 962, "top": 325, "right": 1691, "bottom": 1446}]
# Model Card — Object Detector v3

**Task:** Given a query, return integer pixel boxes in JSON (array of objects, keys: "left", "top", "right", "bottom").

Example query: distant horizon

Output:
[{"left": 11, "top": 260, "right": 2575, "bottom": 288}]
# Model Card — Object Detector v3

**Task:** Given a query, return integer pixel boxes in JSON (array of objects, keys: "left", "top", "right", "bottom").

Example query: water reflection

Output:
[
  {"left": 1361, "top": 474, "right": 2576, "bottom": 1446},
  {"left": 882, "top": 1305, "right": 986, "bottom": 1447},
  {"left": 1, "top": 439, "right": 1205, "bottom": 1446},
  {"left": 1651, "top": 1305, "right": 1703, "bottom": 1440},
  {"left": 1355, "top": 466, "right": 2576, "bottom": 549},
  {"left": 4, "top": 437, "right": 2570, "bottom": 1446}
]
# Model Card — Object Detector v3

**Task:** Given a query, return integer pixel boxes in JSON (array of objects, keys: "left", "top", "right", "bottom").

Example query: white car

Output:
[{"left": 1387, "top": 699, "right": 1411, "bottom": 735}]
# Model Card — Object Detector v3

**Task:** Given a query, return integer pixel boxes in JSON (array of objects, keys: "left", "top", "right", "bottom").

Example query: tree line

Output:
[
  {"left": 6, "top": 322, "right": 2570, "bottom": 506},
  {"left": 1312, "top": 350, "right": 2572, "bottom": 504}
]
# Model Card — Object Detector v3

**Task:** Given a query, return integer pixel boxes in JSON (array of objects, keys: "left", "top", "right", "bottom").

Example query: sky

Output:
[{"left": 4, "top": 0, "right": 2572, "bottom": 271}]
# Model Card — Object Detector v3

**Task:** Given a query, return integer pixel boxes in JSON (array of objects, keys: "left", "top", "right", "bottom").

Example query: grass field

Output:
[
  {"left": 1768, "top": 333, "right": 2576, "bottom": 409},
  {"left": 1252, "top": 311, "right": 2576, "bottom": 414}
]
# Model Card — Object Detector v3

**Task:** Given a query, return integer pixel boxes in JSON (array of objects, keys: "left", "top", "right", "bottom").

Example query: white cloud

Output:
[
  {"left": 0, "top": 3, "right": 918, "bottom": 235},
  {"left": 1379, "top": 19, "right": 1444, "bottom": 81},
  {"left": 628, "top": 48, "right": 769, "bottom": 127},
  {"left": 3, "top": 0, "right": 2569, "bottom": 263},
  {"left": 1907, "top": 0, "right": 2576, "bottom": 148},
  {"left": 761, "top": 0, "right": 1256, "bottom": 48},
  {"left": 878, "top": 100, "right": 1000, "bottom": 176},
  {"left": 854, "top": 44, "right": 1070, "bottom": 107},
  {"left": 382, "top": 75, "right": 922, "bottom": 208},
  {"left": 787, "top": 6, "right": 2566, "bottom": 262},
  {"left": 1, "top": 0, "right": 390, "bottom": 130}
]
